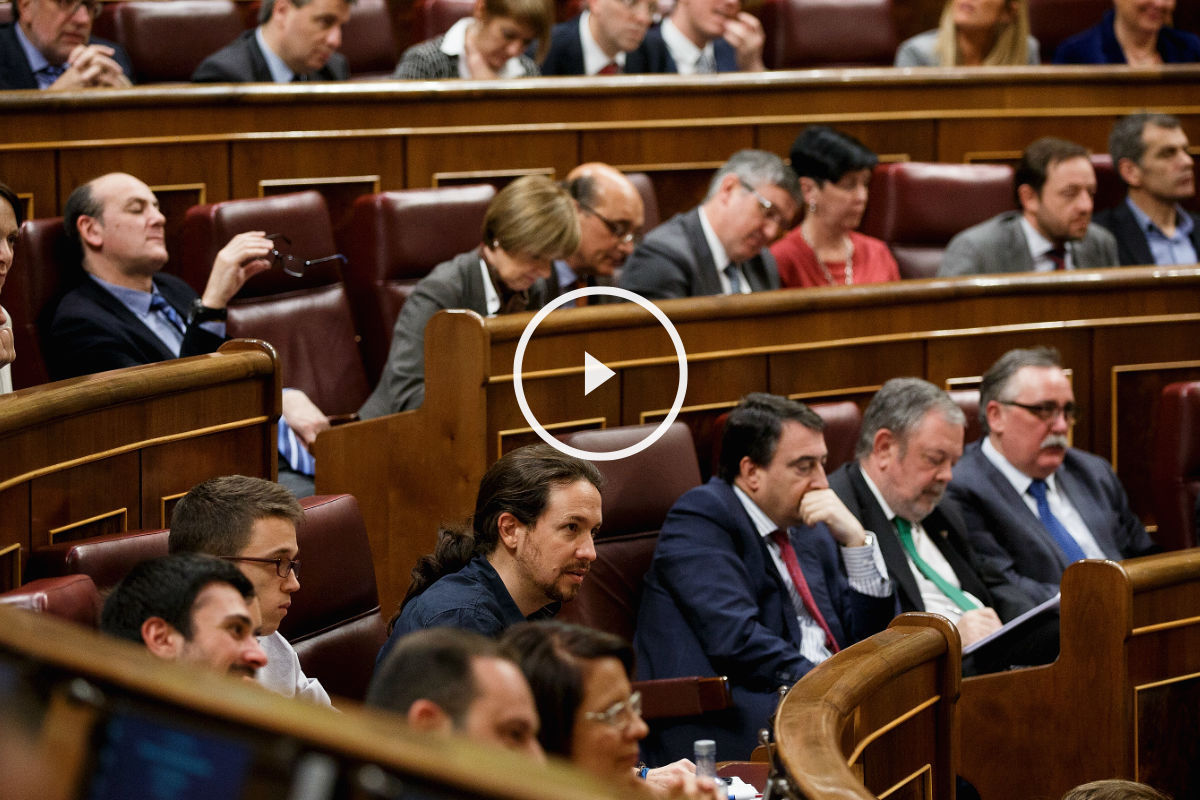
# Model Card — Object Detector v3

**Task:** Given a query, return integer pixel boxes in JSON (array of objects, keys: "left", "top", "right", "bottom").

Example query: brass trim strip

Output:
[
  {"left": 1134, "top": 670, "right": 1200, "bottom": 692},
  {"left": 1110, "top": 359, "right": 1200, "bottom": 470},
  {"left": 0, "top": 542, "right": 22, "bottom": 588},
  {"left": 1131, "top": 616, "right": 1200, "bottom": 636},
  {"left": 258, "top": 175, "right": 381, "bottom": 195},
  {"left": 159, "top": 492, "right": 188, "bottom": 529},
  {"left": 49, "top": 508, "right": 128, "bottom": 543},
  {"left": 846, "top": 695, "right": 940, "bottom": 765},
  {"left": 152, "top": 182, "right": 207, "bottom": 205},
  {"left": 495, "top": 417, "right": 607, "bottom": 458},
  {"left": 876, "top": 764, "right": 934, "bottom": 800}
]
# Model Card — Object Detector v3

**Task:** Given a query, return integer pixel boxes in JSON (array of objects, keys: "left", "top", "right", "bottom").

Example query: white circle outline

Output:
[{"left": 512, "top": 286, "right": 688, "bottom": 462}]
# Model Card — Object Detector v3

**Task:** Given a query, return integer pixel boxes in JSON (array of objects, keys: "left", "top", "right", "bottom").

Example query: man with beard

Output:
[
  {"left": 619, "top": 150, "right": 798, "bottom": 299},
  {"left": 938, "top": 137, "right": 1119, "bottom": 276},
  {"left": 946, "top": 347, "right": 1157, "bottom": 605},
  {"left": 376, "top": 443, "right": 603, "bottom": 664}
]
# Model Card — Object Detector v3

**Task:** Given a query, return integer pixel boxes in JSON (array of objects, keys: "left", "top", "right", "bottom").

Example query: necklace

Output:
[{"left": 801, "top": 223, "right": 855, "bottom": 285}]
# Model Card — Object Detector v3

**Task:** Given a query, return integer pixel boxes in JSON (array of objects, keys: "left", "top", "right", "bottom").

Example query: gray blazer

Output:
[
  {"left": 894, "top": 29, "right": 1041, "bottom": 67},
  {"left": 618, "top": 208, "right": 781, "bottom": 299},
  {"left": 938, "top": 211, "right": 1119, "bottom": 277},
  {"left": 192, "top": 29, "right": 349, "bottom": 82},
  {"left": 392, "top": 35, "right": 539, "bottom": 79}
]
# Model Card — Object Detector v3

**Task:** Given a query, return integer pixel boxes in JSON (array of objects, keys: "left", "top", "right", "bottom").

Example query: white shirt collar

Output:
[
  {"left": 1019, "top": 215, "right": 1071, "bottom": 272},
  {"left": 478, "top": 257, "right": 501, "bottom": 316},
  {"left": 256, "top": 26, "right": 295, "bottom": 83},
  {"left": 658, "top": 17, "right": 713, "bottom": 74},
  {"left": 981, "top": 435, "right": 1061, "bottom": 497},
  {"left": 731, "top": 484, "right": 779, "bottom": 539},
  {"left": 579, "top": 10, "right": 627, "bottom": 74},
  {"left": 859, "top": 467, "right": 900, "bottom": 523},
  {"left": 442, "top": 17, "right": 528, "bottom": 78}
]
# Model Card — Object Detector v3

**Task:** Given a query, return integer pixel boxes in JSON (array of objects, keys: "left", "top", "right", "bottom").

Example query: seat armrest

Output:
[{"left": 634, "top": 675, "right": 732, "bottom": 719}]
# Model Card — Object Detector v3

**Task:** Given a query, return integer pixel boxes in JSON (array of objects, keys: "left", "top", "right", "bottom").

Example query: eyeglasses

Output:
[
  {"left": 220, "top": 556, "right": 301, "bottom": 580},
  {"left": 738, "top": 179, "right": 788, "bottom": 228},
  {"left": 51, "top": 0, "right": 101, "bottom": 18},
  {"left": 999, "top": 400, "right": 1079, "bottom": 423},
  {"left": 582, "top": 690, "right": 642, "bottom": 728},
  {"left": 578, "top": 201, "right": 642, "bottom": 245},
  {"left": 616, "top": 0, "right": 659, "bottom": 15},
  {"left": 267, "top": 234, "right": 348, "bottom": 278}
]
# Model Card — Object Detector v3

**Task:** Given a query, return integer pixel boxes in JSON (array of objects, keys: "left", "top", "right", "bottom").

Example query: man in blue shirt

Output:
[
  {"left": 0, "top": 0, "right": 131, "bottom": 90},
  {"left": 1094, "top": 112, "right": 1200, "bottom": 266}
]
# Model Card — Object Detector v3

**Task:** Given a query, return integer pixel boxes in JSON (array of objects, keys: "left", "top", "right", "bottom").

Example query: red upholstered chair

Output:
[
  {"left": 760, "top": 0, "right": 897, "bottom": 69},
  {"left": 180, "top": 191, "right": 371, "bottom": 417},
  {"left": 1027, "top": 0, "right": 1110, "bottom": 60},
  {"left": 1151, "top": 381, "right": 1200, "bottom": 552},
  {"left": 340, "top": 184, "right": 496, "bottom": 383},
  {"left": 1089, "top": 154, "right": 1128, "bottom": 218},
  {"left": 410, "top": 0, "right": 475, "bottom": 40},
  {"left": 341, "top": 0, "right": 400, "bottom": 77},
  {"left": 0, "top": 575, "right": 102, "bottom": 628},
  {"left": 5, "top": 217, "right": 78, "bottom": 389},
  {"left": 111, "top": 1, "right": 247, "bottom": 83},
  {"left": 0, "top": 2, "right": 12, "bottom": 24},
  {"left": 948, "top": 389, "right": 983, "bottom": 445},
  {"left": 626, "top": 172, "right": 661, "bottom": 233},
  {"left": 860, "top": 161, "right": 1016, "bottom": 280},
  {"left": 27, "top": 530, "right": 170, "bottom": 593}
]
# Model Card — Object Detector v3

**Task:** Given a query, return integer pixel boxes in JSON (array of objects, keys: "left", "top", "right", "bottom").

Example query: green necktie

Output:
[{"left": 894, "top": 517, "right": 980, "bottom": 612}]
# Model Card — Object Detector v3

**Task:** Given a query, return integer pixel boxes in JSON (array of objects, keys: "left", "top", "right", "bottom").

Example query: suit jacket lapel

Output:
[
  {"left": 845, "top": 465, "right": 924, "bottom": 612},
  {"left": 682, "top": 210, "right": 723, "bottom": 295},
  {"left": 978, "top": 452, "right": 1070, "bottom": 571},
  {"left": 923, "top": 507, "right": 992, "bottom": 604},
  {"left": 1054, "top": 461, "right": 1121, "bottom": 559},
  {"left": 78, "top": 277, "right": 176, "bottom": 362},
  {"left": 1005, "top": 214, "right": 1036, "bottom": 272},
  {"left": 1114, "top": 203, "right": 1154, "bottom": 265}
]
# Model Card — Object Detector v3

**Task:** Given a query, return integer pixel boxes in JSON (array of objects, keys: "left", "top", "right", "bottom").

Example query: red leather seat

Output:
[
  {"left": 1027, "top": 0, "right": 1110, "bottom": 60},
  {"left": 180, "top": 191, "right": 370, "bottom": 416},
  {"left": 1089, "top": 154, "right": 1126, "bottom": 219},
  {"left": 761, "top": 0, "right": 897, "bottom": 69},
  {"left": 0, "top": 574, "right": 102, "bottom": 628},
  {"left": 5, "top": 217, "right": 77, "bottom": 390},
  {"left": 27, "top": 530, "right": 169, "bottom": 592},
  {"left": 340, "top": 184, "right": 496, "bottom": 383},
  {"left": 410, "top": 0, "right": 475, "bottom": 40},
  {"left": 111, "top": 1, "right": 247, "bottom": 83},
  {"left": 947, "top": 388, "right": 982, "bottom": 445},
  {"left": 627, "top": 172, "right": 661, "bottom": 233},
  {"left": 341, "top": 0, "right": 400, "bottom": 78},
  {"left": 860, "top": 161, "right": 1016, "bottom": 279},
  {"left": 1151, "top": 381, "right": 1200, "bottom": 552}
]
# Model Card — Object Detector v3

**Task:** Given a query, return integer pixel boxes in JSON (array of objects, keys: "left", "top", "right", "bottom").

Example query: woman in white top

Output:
[
  {"left": 393, "top": 0, "right": 551, "bottom": 79},
  {"left": 0, "top": 182, "right": 20, "bottom": 395},
  {"left": 895, "top": 0, "right": 1040, "bottom": 66}
]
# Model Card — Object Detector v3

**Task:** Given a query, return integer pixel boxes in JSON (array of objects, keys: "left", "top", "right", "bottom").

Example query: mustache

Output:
[
  {"left": 230, "top": 664, "right": 258, "bottom": 680},
  {"left": 1040, "top": 434, "right": 1070, "bottom": 450}
]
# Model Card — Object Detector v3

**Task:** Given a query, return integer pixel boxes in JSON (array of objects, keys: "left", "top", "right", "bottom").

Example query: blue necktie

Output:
[
  {"left": 724, "top": 263, "right": 742, "bottom": 293},
  {"left": 149, "top": 292, "right": 186, "bottom": 334},
  {"left": 277, "top": 420, "right": 316, "bottom": 476},
  {"left": 1027, "top": 479, "right": 1087, "bottom": 563},
  {"left": 36, "top": 64, "right": 66, "bottom": 89}
]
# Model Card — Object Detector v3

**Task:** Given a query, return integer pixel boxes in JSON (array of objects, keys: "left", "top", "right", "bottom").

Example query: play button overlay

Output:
[
  {"left": 583, "top": 352, "right": 615, "bottom": 396},
  {"left": 512, "top": 286, "right": 688, "bottom": 462}
]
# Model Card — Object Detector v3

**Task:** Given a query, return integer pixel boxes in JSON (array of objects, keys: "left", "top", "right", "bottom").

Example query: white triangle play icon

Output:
[{"left": 583, "top": 352, "right": 615, "bottom": 396}]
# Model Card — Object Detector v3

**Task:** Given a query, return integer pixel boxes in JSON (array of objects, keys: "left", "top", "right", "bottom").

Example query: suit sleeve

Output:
[
  {"left": 1097, "top": 461, "right": 1158, "bottom": 557},
  {"left": 938, "top": 498, "right": 1037, "bottom": 621},
  {"left": 191, "top": 55, "right": 241, "bottom": 82},
  {"left": 619, "top": 241, "right": 692, "bottom": 299},
  {"left": 938, "top": 232, "right": 984, "bottom": 277}
]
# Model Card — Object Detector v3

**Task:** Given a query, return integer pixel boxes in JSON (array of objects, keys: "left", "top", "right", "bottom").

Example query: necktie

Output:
[
  {"left": 724, "top": 263, "right": 743, "bottom": 294},
  {"left": 696, "top": 49, "right": 717, "bottom": 74},
  {"left": 1046, "top": 246, "right": 1067, "bottom": 271},
  {"left": 894, "top": 517, "right": 979, "bottom": 612},
  {"left": 149, "top": 292, "right": 186, "bottom": 334},
  {"left": 1027, "top": 479, "right": 1087, "bottom": 563},
  {"left": 37, "top": 64, "right": 66, "bottom": 88},
  {"left": 768, "top": 529, "right": 839, "bottom": 653},
  {"left": 597, "top": 62, "right": 620, "bottom": 75}
]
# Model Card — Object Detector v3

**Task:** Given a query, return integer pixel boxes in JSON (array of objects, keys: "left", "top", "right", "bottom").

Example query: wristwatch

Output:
[{"left": 188, "top": 299, "right": 228, "bottom": 325}]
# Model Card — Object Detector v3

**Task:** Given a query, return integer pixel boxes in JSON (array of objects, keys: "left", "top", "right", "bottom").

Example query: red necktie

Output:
[
  {"left": 769, "top": 529, "right": 840, "bottom": 653},
  {"left": 1047, "top": 246, "right": 1067, "bottom": 271},
  {"left": 597, "top": 62, "right": 620, "bottom": 75}
]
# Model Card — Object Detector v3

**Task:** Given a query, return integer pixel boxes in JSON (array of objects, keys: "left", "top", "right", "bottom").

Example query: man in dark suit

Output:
[
  {"left": 192, "top": 0, "right": 352, "bottom": 83},
  {"left": 939, "top": 137, "right": 1119, "bottom": 276},
  {"left": 643, "top": 0, "right": 765, "bottom": 74},
  {"left": 619, "top": 150, "right": 798, "bottom": 299},
  {"left": 946, "top": 347, "right": 1158, "bottom": 606},
  {"left": 1094, "top": 112, "right": 1199, "bottom": 266},
  {"left": 538, "top": 0, "right": 670, "bottom": 75},
  {"left": 635, "top": 393, "right": 895, "bottom": 763},
  {"left": 1, "top": 0, "right": 131, "bottom": 90}
]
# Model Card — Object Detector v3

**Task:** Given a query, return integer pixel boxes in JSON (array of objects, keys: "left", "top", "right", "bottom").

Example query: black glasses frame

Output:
[
  {"left": 267, "top": 234, "right": 348, "bottom": 278},
  {"left": 577, "top": 201, "right": 642, "bottom": 245},
  {"left": 998, "top": 400, "right": 1080, "bottom": 423},
  {"left": 737, "top": 179, "right": 787, "bottom": 228},
  {"left": 220, "top": 556, "right": 301, "bottom": 580}
]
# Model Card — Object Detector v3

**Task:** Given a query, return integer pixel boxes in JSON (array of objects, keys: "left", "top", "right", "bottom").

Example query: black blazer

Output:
[
  {"left": 537, "top": 14, "right": 672, "bottom": 75},
  {"left": 1093, "top": 201, "right": 1200, "bottom": 266},
  {"left": 192, "top": 29, "right": 349, "bottom": 82},
  {"left": 0, "top": 23, "right": 132, "bottom": 90}
]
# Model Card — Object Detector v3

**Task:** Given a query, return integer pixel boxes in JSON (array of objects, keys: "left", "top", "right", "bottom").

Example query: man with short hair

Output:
[
  {"left": 169, "top": 475, "right": 331, "bottom": 705},
  {"left": 939, "top": 137, "right": 1119, "bottom": 276},
  {"left": 645, "top": 0, "right": 765, "bottom": 74},
  {"left": 367, "top": 627, "right": 545, "bottom": 760},
  {"left": 192, "top": 0, "right": 353, "bottom": 82},
  {"left": 635, "top": 393, "right": 895, "bottom": 762},
  {"left": 101, "top": 553, "right": 269, "bottom": 680},
  {"left": 539, "top": 0, "right": 670, "bottom": 75},
  {"left": 47, "top": 172, "right": 329, "bottom": 492},
  {"left": 1094, "top": 112, "right": 1199, "bottom": 266},
  {"left": 619, "top": 150, "right": 799, "bottom": 299},
  {"left": 377, "top": 443, "right": 603, "bottom": 664},
  {"left": 946, "top": 347, "right": 1158, "bottom": 605},
  {"left": 0, "top": 0, "right": 131, "bottom": 90}
]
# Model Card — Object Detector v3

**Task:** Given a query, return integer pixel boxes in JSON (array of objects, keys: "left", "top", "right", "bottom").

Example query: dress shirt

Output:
[
  {"left": 1125, "top": 197, "right": 1198, "bottom": 266},
  {"left": 88, "top": 274, "right": 225, "bottom": 352},
  {"left": 658, "top": 17, "right": 715, "bottom": 74},
  {"left": 255, "top": 26, "right": 296, "bottom": 83},
  {"left": 439, "top": 17, "right": 530, "bottom": 78},
  {"left": 257, "top": 631, "right": 331, "bottom": 706},
  {"left": 578, "top": 10, "right": 627, "bottom": 74},
  {"left": 553, "top": 259, "right": 580, "bottom": 293},
  {"left": 14, "top": 22, "right": 62, "bottom": 89},
  {"left": 477, "top": 257, "right": 503, "bottom": 315},
  {"left": 981, "top": 436, "right": 1107, "bottom": 559},
  {"left": 859, "top": 470, "right": 982, "bottom": 622},
  {"left": 1019, "top": 216, "right": 1075, "bottom": 271},
  {"left": 732, "top": 485, "right": 890, "bottom": 665},
  {"left": 698, "top": 207, "right": 749, "bottom": 295}
]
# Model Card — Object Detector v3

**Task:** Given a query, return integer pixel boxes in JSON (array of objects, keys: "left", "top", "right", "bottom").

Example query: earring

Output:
[{"left": 807, "top": 201, "right": 817, "bottom": 216}]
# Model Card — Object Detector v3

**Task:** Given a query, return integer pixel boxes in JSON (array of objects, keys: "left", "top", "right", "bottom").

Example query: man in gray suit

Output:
[
  {"left": 619, "top": 149, "right": 799, "bottom": 299},
  {"left": 939, "top": 137, "right": 1119, "bottom": 276},
  {"left": 945, "top": 347, "right": 1157, "bottom": 605}
]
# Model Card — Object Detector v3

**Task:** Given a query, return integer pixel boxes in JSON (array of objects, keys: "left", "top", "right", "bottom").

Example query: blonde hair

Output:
[
  {"left": 480, "top": 0, "right": 553, "bottom": 62},
  {"left": 934, "top": 0, "right": 1030, "bottom": 66},
  {"left": 482, "top": 174, "right": 580, "bottom": 260}
]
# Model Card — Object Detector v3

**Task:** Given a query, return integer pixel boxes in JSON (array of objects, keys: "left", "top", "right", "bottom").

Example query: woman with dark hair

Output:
[
  {"left": 502, "top": 621, "right": 720, "bottom": 800},
  {"left": 393, "top": 0, "right": 552, "bottom": 79},
  {"left": 770, "top": 126, "right": 899, "bottom": 288},
  {"left": 0, "top": 182, "right": 22, "bottom": 395}
]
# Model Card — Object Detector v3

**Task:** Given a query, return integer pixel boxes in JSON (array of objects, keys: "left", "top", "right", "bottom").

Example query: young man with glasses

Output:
[
  {"left": 619, "top": 149, "right": 799, "bottom": 299},
  {"left": 1, "top": 0, "right": 131, "bottom": 89},
  {"left": 946, "top": 347, "right": 1157, "bottom": 605},
  {"left": 168, "top": 474, "right": 332, "bottom": 706}
]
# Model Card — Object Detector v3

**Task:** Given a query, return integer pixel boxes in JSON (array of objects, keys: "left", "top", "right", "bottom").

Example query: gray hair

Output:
[
  {"left": 706, "top": 149, "right": 800, "bottom": 204},
  {"left": 856, "top": 378, "right": 965, "bottom": 460},
  {"left": 1109, "top": 112, "right": 1184, "bottom": 174},
  {"left": 978, "top": 346, "right": 1062, "bottom": 434}
]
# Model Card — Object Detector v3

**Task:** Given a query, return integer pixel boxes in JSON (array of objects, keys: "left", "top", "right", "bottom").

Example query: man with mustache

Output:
[
  {"left": 939, "top": 137, "right": 1119, "bottom": 276},
  {"left": 946, "top": 347, "right": 1157, "bottom": 605}
]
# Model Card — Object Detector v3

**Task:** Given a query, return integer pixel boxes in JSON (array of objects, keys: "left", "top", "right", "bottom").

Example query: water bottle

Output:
[{"left": 694, "top": 739, "right": 725, "bottom": 797}]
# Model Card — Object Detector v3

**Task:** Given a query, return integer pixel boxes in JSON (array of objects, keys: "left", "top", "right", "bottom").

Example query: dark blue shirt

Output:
[
  {"left": 1054, "top": 9, "right": 1200, "bottom": 64},
  {"left": 375, "top": 555, "right": 558, "bottom": 666}
]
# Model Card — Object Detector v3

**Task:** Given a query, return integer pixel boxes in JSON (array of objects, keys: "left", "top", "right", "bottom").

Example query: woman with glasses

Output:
[
  {"left": 0, "top": 183, "right": 22, "bottom": 394},
  {"left": 502, "top": 621, "right": 720, "bottom": 800},
  {"left": 769, "top": 126, "right": 899, "bottom": 288},
  {"left": 894, "top": 0, "right": 1039, "bottom": 67},
  {"left": 393, "top": 0, "right": 552, "bottom": 79}
]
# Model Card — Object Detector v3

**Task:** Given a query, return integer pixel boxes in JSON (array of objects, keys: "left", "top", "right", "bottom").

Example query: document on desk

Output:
[{"left": 962, "top": 592, "right": 1061, "bottom": 655}]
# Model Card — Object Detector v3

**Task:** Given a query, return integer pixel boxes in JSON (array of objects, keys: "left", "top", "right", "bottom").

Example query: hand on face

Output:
[
  {"left": 201, "top": 231, "right": 274, "bottom": 309},
  {"left": 721, "top": 12, "right": 765, "bottom": 71},
  {"left": 49, "top": 43, "right": 131, "bottom": 89},
  {"left": 799, "top": 488, "right": 868, "bottom": 547},
  {"left": 0, "top": 327, "right": 13, "bottom": 370}
]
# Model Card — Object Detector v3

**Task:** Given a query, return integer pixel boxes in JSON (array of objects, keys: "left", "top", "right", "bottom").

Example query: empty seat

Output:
[
  {"left": 761, "top": 0, "right": 898, "bottom": 69},
  {"left": 341, "top": 0, "right": 400, "bottom": 77},
  {"left": 4, "top": 217, "right": 77, "bottom": 390},
  {"left": 0, "top": 574, "right": 102, "bottom": 627},
  {"left": 1151, "top": 381, "right": 1200, "bottom": 552},
  {"left": 860, "top": 162, "right": 1016, "bottom": 279},
  {"left": 1027, "top": 0, "right": 1110, "bottom": 60},
  {"left": 340, "top": 184, "right": 496, "bottom": 383},
  {"left": 180, "top": 191, "right": 370, "bottom": 416},
  {"left": 410, "top": 0, "right": 475, "bottom": 41},
  {"left": 111, "top": 1, "right": 247, "bottom": 83}
]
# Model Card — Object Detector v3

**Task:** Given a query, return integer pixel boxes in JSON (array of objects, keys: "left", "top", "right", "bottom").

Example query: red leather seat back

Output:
[
  {"left": 626, "top": 172, "right": 661, "bottom": 233},
  {"left": 6, "top": 217, "right": 77, "bottom": 389},
  {"left": 762, "top": 0, "right": 897, "bottom": 69},
  {"left": 860, "top": 162, "right": 1015, "bottom": 279},
  {"left": 1027, "top": 0, "right": 1110, "bottom": 59},
  {"left": 113, "top": 0, "right": 247, "bottom": 83},
  {"left": 341, "top": 0, "right": 400, "bottom": 77},
  {"left": 948, "top": 389, "right": 982, "bottom": 445},
  {"left": 703, "top": 401, "right": 863, "bottom": 483},
  {"left": 411, "top": 0, "right": 475, "bottom": 40},
  {"left": 1089, "top": 154, "right": 1126, "bottom": 217},
  {"left": 27, "top": 530, "right": 170, "bottom": 593},
  {"left": 1151, "top": 382, "right": 1200, "bottom": 551},
  {"left": 341, "top": 185, "right": 496, "bottom": 383},
  {"left": 0, "top": 575, "right": 102, "bottom": 628}
]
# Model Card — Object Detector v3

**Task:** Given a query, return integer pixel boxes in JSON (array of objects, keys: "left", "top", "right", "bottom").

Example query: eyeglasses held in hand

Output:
[{"left": 267, "top": 234, "right": 348, "bottom": 278}]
